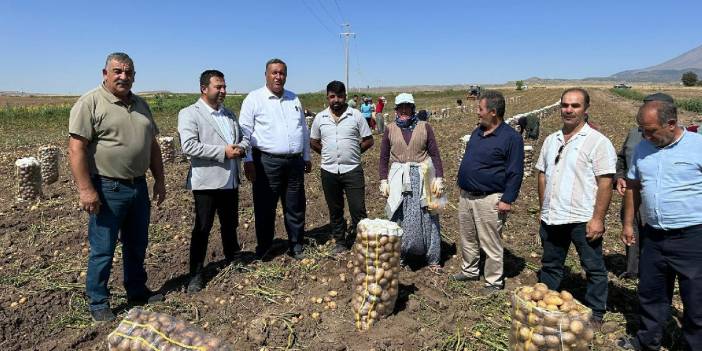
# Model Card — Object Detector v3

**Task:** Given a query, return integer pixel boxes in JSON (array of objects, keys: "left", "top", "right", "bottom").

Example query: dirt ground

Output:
[{"left": 1, "top": 87, "right": 700, "bottom": 350}]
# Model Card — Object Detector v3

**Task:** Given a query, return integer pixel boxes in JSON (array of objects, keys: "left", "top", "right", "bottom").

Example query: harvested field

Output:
[{"left": 0, "top": 87, "right": 699, "bottom": 350}]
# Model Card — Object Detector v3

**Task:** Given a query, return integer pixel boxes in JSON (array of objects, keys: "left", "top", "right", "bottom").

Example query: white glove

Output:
[
  {"left": 380, "top": 179, "right": 389, "bottom": 197},
  {"left": 431, "top": 177, "right": 444, "bottom": 196}
]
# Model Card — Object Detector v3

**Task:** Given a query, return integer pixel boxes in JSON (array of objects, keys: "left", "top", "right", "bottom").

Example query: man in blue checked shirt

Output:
[{"left": 618, "top": 95, "right": 702, "bottom": 351}]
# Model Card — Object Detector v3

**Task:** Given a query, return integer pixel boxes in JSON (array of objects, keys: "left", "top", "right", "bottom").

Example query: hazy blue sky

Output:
[{"left": 1, "top": 0, "right": 700, "bottom": 94}]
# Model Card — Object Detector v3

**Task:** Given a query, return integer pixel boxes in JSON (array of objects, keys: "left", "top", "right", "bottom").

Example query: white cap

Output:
[{"left": 394, "top": 93, "right": 415, "bottom": 106}]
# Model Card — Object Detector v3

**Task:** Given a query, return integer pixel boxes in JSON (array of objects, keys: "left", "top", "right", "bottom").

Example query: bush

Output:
[{"left": 682, "top": 71, "right": 698, "bottom": 87}]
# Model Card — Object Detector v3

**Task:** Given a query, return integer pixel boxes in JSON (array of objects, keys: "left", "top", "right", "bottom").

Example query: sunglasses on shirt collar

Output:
[{"left": 555, "top": 144, "right": 565, "bottom": 164}]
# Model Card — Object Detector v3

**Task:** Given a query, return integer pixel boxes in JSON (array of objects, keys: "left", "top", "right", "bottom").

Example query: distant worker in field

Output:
[
  {"left": 375, "top": 96, "right": 386, "bottom": 133},
  {"left": 177, "top": 70, "right": 244, "bottom": 293},
  {"left": 348, "top": 94, "right": 359, "bottom": 109},
  {"left": 310, "top": 81, "right": 374, "bottom": 254},
  {"left": 452, "top": 90, "right": 524, "bottom": 294},
  {"left": 416, "top": 109, "right": 429, "bottom": 121},
  {"left": 379, "top": 93, "right": 445, "bottom": 274},
  {"left": 535, "top": 88, "right": 616, "bottom": 326},
  {"left": 68, "top": 52, "right": 166, "bottom": 322},
  {"left": 360, "top": 96, "right": 375, "bottom": 129},
  {"left": 239, "top": 58, "right": 311, "bottom": 260},
  {"left": 618, "top": 97, "right": 702, "bottom": 351}
]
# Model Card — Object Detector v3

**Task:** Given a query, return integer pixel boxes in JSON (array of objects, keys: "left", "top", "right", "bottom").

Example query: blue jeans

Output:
[
  {"left": 539, "top": 221, "right": 608, "bottom": 319},
  {"left": 86, "top": 176, "right": 150, "bottom": 311}
]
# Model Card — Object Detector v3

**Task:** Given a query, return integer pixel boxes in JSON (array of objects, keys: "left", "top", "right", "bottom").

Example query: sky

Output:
[{"left": 1, "top": 0, "right": 700, "bottom": 94}]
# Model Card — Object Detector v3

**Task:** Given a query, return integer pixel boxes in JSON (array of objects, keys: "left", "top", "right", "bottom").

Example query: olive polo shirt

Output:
[{"left": 69, "top": 84, "right": 159, "bottom": 179}]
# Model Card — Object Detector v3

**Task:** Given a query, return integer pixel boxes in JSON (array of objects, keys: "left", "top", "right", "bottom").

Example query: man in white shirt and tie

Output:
[
  {"left": 178, "top": 70, "right": 244, "bottom": 292},
  {"left": 239, "top": 58, "right": 311, "bottom": 260}
]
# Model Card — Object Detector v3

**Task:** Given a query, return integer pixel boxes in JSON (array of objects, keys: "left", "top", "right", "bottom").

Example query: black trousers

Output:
[
  {"left": 190, "top": 188, "right": 239, "bottom": 275},
  {"left": 320, "top": 165, "right": 367, "bottom": 247},
  {"left": 252, "top": 150, "right": 306, "bottom": 255},
  {"left": 636, "top": 224, "right": 702, "bottom": 350}
]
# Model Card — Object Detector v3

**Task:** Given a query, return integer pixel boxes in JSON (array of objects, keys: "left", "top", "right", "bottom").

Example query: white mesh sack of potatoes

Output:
[
  {"left": 158, "top": 136, "right": 176, "bottom": 163},
  {"left": 15, "top": 157, "right": 42, "bottom": 201},
  {"left": 38, "top": 145, "right": 61, "bottom": 184},
  {"left": 351, "top": 218, "right": 403, "bottom": 331},
  {"left": 510, "top": 283, "right": 594, "bottom": 351}
]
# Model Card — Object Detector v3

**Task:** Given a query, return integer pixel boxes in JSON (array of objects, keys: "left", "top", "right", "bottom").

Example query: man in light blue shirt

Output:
[
  {"left": 239, "top": 58, "right": 311, "bottom": 260},
  {"left": 619, "top": 97, "right": 702, "bottom": 350}
]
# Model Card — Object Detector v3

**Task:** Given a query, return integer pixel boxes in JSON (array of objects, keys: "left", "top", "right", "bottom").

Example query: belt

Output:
[
  {"left": 98, "top": 175, "right": 145, "bottom": 184},
  {"left": 464, "top": 190, "right": 494, "bottom": 197},
  {"left": 255, "top": 148, "right": 302, "bottom": 159}
]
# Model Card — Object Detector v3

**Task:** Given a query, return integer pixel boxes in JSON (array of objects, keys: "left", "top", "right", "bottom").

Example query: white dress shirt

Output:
[
  {"left": 200, "top": 98, "right": 236, "bottom": 189},
  {"left": 239, "top": 86, "right": 310, "bottom": 162}
]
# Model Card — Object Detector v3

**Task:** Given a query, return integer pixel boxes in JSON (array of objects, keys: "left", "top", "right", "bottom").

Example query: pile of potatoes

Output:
[
  {"left": 107, "top": 308, "right": 231, "bottom": 351},
  {"left": 38, "top": 146, "right": 60, "bottom": 184},
  {"left": 351, "top": 218, "right": 403, "bottom": 331},
  {"left": 523, "top": 145, "right": 534, "bottom": 177},
  {"left": 15, "top": 157, "right": 42, "bottom": 201},
  {"left": 510, "top": 283, "right": 594, "bottom": 351},
  {"left": 158, "top": 136, "right": 176, "bottom": 163}
]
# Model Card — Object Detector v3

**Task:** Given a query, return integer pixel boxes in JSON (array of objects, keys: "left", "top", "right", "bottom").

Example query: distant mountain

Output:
[{"left": 605, "top": 44, "right": 702, "bottom": 82}]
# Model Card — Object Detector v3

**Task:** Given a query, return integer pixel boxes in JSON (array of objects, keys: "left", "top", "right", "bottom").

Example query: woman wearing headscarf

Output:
[{"left": 378, "top": 93, "right": 445, "bottom": 274}]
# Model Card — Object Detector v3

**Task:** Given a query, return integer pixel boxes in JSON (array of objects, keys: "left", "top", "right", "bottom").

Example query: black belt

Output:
[
  {"left": 254, "top": 148, "right": 302, "bottom": 159},
  {"left": 464, "top": 191, "right": 495, "bottom": 197},
  {"left": 98, "top": 175, "right": 145, "bottom": 184}
]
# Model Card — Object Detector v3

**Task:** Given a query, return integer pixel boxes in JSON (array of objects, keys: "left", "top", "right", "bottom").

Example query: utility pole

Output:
[{"left": 339, "top": 23, "right": 355, "bottom": 91}]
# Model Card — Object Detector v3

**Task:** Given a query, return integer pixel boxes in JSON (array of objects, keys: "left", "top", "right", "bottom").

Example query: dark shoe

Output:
[
  {"left": 480, "top": 284, "right": 504, "bottom": 295},
  {"left": 290, "top": 250, "right": 305, "bottom": 260},
  {"left": 90, "top": 307, "right": 116, "bottom": 322},
  {"left": 332, "top": 243, "right": 348, "bottom": 255},
  {"left": 450, "top": 273, "right": 480, "bottom": 282},
  {"left": 255, "top": 247, "right": 271, "bottom": 260},
  {"left": 616, "top": 336, "right": 641, "bottom": 350},
  {"left": 187, "top": 274, "right": 204, "bottom": 294},
  {"left": 590, "top": 317, "right": 604, "bottom": 332},
  {"left": 128, "top": 291, "right": 164, "bottom": 306}
]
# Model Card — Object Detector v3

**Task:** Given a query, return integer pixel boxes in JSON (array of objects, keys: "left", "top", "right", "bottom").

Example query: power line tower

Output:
[{"left": 339, "top": 23, "right": 356, "bottom": 91}]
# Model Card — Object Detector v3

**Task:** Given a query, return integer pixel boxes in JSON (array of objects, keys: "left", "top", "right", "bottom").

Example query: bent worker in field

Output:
[
  {"left": 68, "top": 52, "right": 166, "bottom": 322},
  {"left": 535, "top": 88, "right": 616, "bottom": 327},
  {"left": 310, "top": 80, "right": 374, "bottom": 254}
]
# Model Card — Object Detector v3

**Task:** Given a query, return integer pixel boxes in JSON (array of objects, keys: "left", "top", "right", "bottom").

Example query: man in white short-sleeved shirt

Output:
[
  {"left": 310, "top": 81, "right": 374, "bottom": 254},
  {"left": 535, "top": 88, "right": 616, "bottom": 325}
]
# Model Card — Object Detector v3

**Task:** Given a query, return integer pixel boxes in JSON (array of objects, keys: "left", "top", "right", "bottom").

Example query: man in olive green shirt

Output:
[{"left": 68, "top": 52, "right": 166, "bottom": 322}]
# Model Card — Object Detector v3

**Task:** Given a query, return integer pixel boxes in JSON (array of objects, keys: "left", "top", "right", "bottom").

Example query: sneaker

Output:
[
  {"left": 480, "top": 284, "right": 504, "bottom": 295},
  {"left": 91, "top": 307, "right": 116, "bottom": 322},
  {"left": 187, "top": 274, "right": 204, "bottom": 294},
  {"left": 255, "top": 247, "right": 271, "bottom": 260},
  {"left": 450, "top": 273, "right": 480, "bottom": 282},
  {"left": 332, "top": 244, "right": 348, "bottom": 255},
  {"left": 616, "top": 336, "right": 641, "bottom": 350},
  {"left": 128, "top": 291, "right": 164, "bottom": 306}
]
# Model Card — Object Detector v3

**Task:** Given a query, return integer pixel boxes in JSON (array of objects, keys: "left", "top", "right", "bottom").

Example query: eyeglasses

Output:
[
  {"left": 560, "top": 103, "right": 582, "bottom": 108},
  {"left": 555, "top": 144, "right": 565, "bottom": 164}
]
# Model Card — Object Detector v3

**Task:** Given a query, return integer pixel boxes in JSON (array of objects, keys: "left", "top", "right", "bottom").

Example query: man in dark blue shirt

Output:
[{"left": 451, "top": 90, "right": 524, "bottom": 293}]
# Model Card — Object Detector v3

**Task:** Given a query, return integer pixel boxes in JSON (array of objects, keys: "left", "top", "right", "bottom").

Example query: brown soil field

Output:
[{"left": 0, "top": 87, "right": 697, "bottom": 350}]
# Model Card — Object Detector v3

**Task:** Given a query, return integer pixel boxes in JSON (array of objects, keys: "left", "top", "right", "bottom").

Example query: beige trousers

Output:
[{"left": 458, "top": 191, "right": 506, "bottom": 287}]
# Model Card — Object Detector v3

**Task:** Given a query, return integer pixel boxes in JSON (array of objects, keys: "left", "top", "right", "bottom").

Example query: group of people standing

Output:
[{"left": 68, "top": 53, "right": 702, "bottom": 351}]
